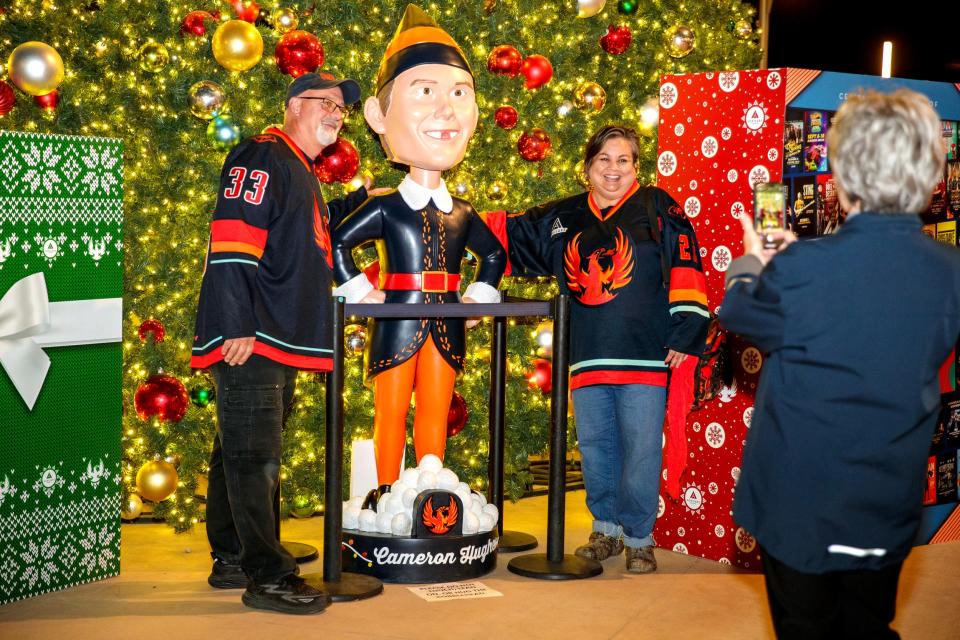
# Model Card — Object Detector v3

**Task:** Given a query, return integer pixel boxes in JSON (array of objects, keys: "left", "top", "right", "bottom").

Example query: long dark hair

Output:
[{"left": 584, "top": 124, "right": 640, "bottom": 169}]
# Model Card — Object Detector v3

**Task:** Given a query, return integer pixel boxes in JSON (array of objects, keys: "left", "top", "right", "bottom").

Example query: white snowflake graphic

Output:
[
  {"left": 708, "top": 481, "right": 719, "bottom": 495},
  {"left": 674, "top": 123, "right": 685, "bottom": 136},
  {"left": 731, "top": 466, "right": 741, "bottom": 482},
  {"left": 20, "top": 142, "right": 62, "bottom": 193},
  {"left": 726, "top": 169, "right": 738, "bottom": 183},
  {"left": 677, "top": 526, "right": 686, "bottom": 537},
  {"left": 735, "top": 527, "right": 757, "bottom": 553},
  {"left": 719, "top": 72, "right": 740, "bottom": 92},
  {"left": 730, "top": 201, "right": 746, "bottom": 219},
  {"left": 743, "top": 406, "right": 754, "bottom": 428},
  {"left": 20, "top": 537, "right": 59, "bottom": 589},
  {"left": 673, "top": 542, "right": 689, "bottom": 554},
  {"left": 698, "top": 247, "right": 707, "bottom": 258},
  {"left": 701, "top": 136, "right": 718, "bottom": 158},
  {"left": 748, "top": 164, "right": 771, "bottom": 188},
  {"left": 742, "top": 101, "right": 769, "bottom": 135},
  {"left": 718, "top": 557, "right": 732, "bottom": 565},
  {"left": 657, "top": 151, "right": 677, "bottom": 176},
  {"left": 689, "top": 179, "right": 698, "bottom": 190},
  {"left": 684, "top": 196, "right": 701, "bottom": 218},
  {"left": 720, "top": 126, "right": 732, "bottom": 140},
  {"left": 766, "top": 71, "right": 782, "bottom": 89},
  {"left": 80, "top": 145, "right": 120, "bottom": 195},
  {"left": 691, "top": 421, "right": 702, "bottom": 433},
  {"left": 711, "top": 245, "right": 731, "bottom": 271},
  {"left": 715, "top": 525, "right": 726, "bottom": 538},
  {"left": 79, "top": 524, "right": 117, "bottom": 574},
  {"left": 706, "top": 422, "right": 725, "bottom": 448},
  {"left": 659, "top": 82, "right": 678, "bottom": 108},
  {"left": 767, "top": 147, "right": 779, "bottom": 162},
  {"left": 741, "top": 347, "right": 763, "bottom": 374},
  {"left": 657, "top": 495, "right": 666, "bottom": 518}
]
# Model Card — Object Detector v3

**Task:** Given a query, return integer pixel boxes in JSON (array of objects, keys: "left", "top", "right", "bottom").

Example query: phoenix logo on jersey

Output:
[
  {"left": 312, "top": 196, "right": 333, "bottom": 268},
  {"left": 563, "top": 228, "right": 634, "bottom": 305}
]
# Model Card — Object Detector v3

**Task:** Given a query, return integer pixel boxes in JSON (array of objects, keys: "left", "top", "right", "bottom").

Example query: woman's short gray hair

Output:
[{"left": 827, "top": 89, "right": 944, "bottom": 214}]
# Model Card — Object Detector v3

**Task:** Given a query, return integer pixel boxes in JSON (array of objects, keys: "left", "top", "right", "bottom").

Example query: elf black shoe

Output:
[
  {"left": 207, "top": 556, "right": 247, "bottom": 589},
  {"left": 361, "top": 484, "right": 391, "bottom": 511},
  {"left": 241, "top": 574, "right": 331, "bottom": 615}
]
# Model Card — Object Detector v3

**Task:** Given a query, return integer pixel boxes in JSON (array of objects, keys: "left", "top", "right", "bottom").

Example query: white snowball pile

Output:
[{"left": 342, "top": 453, "right": 499, "bottom": 537}]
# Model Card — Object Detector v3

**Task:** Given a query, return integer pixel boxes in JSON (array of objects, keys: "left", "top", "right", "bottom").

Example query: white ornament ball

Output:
[
  {"left": 454, "top": 485, "right": 473, "bottom": 507},
  {"left": 391, "top": 512, "right": 412, "bottom": 536},
  {"left": 347, "top": 496, "right": 365, "bottom": 510},
  {"left": 470, "top": 499, "right": 484, "bottom": 517},
  {"left": 472, "top": 490, "right": 487, "bottom": 505},
  {"left": 437, "top": 468, "right": 459, "bottom": 490},
  {"left": 391, "top": 480, "right": 409, "bottom": 496},
  {"left": 478, "top": 513, "right": 496, "bottom": 533},
  {"left": 376, "top": 509, "right": 394, "bottom": 533},
  {"left": 387, "top": 494, "right": 407, "bottom": 515},
  {"left": 418, "top": 454, "right": 443, "bottom": 473},
  {"left": 456, "top": 482, "right": 470, "bottom": 494},
  {"left": 463, "top": 510, "right": 480, "bottom": 534},
  {"left": 358, "top": 509, "right": 377, "bottom": 532},
  {"left": 401, "top": 467, "right": 421, "bottom": 487},
  {"left": 417, "top": 470, "right": 438, "bottom": 492},
  {"left": 402, "top": 487, "right": 419, "bottom": 509},
  {"left": 377, "top": 493, "right": 394, "bottom": 514},
  {"left": 481, "top": 503, "right": 499, "bottom": 522},
  {"left": 343, "top": 505, "right": 361, "bottom": 530}
]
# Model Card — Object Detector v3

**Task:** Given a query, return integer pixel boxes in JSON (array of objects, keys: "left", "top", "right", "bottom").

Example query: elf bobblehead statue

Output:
[{"left": 332, "top": 5, "right": 506, "bottom": 494}]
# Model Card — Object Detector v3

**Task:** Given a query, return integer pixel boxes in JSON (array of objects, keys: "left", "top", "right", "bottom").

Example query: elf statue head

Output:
[{"left": 363, "top": 4, "right": 478, "bottom": 176}]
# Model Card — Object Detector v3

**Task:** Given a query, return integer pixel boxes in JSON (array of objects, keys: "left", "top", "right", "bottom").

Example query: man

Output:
[
  {"left": 331, "top": 5, "right": 505, "bottom": 493},
  {"left": 191, "top": 72, "right": 372, "bottom": 614},
  {"left": 721, "top": 89, "right": 960, "bottom": 639}
]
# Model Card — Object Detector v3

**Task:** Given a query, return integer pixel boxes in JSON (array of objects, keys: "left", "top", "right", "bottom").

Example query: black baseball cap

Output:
[{"left": 285, "top": 72, "right": 362, "bottom": 106}]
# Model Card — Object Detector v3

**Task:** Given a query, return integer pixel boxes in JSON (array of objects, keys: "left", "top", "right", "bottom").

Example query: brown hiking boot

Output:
[
  {"left": 626, "top": 546, "right": 657, "bottom": 573},
  {"left": 574, "top": 532, "right": 624, "bottom": 561}
]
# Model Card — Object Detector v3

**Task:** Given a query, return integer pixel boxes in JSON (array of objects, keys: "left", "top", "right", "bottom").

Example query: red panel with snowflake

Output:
[{"left": 653, "top": 68, "right": 788, "bottom": 570}]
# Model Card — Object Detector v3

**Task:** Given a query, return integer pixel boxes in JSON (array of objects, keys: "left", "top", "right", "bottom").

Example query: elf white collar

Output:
[{"left": 397, "top": 174, "right": 453, "bottom": 213}]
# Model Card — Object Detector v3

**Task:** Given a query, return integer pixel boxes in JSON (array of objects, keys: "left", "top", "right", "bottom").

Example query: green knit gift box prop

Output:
[{"left": 0, "top": 131, "right": 123, "bottom": 604}]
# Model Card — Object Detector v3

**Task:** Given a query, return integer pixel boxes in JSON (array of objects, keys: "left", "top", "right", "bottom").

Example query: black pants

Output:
[
  {"left": 761, "top": 547, "right": 903, "bottom": 640},
  {"left": 206, "top": 355, "right": 298, "bottom": 584}
]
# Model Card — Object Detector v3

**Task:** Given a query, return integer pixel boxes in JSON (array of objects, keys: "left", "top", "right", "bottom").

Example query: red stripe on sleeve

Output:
[
  {"left": 211, "top": 219, "right": 268, "bottom": 249},
  {"left": 482, "top": 210, "right": 511, "bottom": 276},
  {"left": 669, "top": 266, "right": 707, "bottom": 293}
]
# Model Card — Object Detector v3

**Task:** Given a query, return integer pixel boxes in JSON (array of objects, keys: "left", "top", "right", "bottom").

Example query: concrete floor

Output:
[{"left": 1, "top": 490, "right": 957, "bottom": 640}]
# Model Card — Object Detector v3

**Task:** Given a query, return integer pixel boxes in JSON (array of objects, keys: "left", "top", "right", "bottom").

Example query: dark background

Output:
[{"left": 756, "top": 0, "right": 959, "bottom": 83}]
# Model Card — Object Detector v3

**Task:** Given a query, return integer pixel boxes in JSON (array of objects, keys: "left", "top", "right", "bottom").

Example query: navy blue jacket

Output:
[{"left": 720, "top": 213, "right": 960, "bottom": 573}]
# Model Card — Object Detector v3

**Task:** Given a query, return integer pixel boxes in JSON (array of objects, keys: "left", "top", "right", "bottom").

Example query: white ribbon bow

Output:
[{"left": 0, "top": 272, "right": 122, "bottom": 411}]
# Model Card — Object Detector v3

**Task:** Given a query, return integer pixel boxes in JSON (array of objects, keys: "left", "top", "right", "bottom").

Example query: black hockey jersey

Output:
[
  {"left": 191, "top": 127, "right": 369, "bottom": 371},
  {"left": 486, "top": 182, "right": 709, "bottom": 389}
]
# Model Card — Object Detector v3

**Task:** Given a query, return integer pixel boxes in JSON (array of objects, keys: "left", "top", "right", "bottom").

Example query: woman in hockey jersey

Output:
[{"left": 484, "top": 125, "right": 709, "bottom": 573}]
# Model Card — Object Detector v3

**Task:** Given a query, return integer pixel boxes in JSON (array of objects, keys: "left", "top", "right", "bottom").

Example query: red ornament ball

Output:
[
  {"left": 134, "top": 375, "right": 189, "bottom": 423},
  {"left": 600, "top": 24, "right": 633, "bottom": 55},
  {"left": 180, "top": 10, "right": 216, "bottom": 37},
  {"left": 275, "top": 30, "right": 324, "bottom": 78},
  {"left": 446, "top": 391, "right": 469, "bottom": 438},
  {"left": 486, "top": 45, "right": 523, "bottom": 77},
  {"left": 494, "top": 105, "right": 518, "bottom": 130},
  {"left": 138, "top": 319, "right": 166, "bottom": 343},
  {"left": 231, "top": 0, "right": 260, "bottom": 22},
  {"left": 518, "top": 128, "right": 552, "bottom": 162},
  {"left": 34, "top": 90, "right": 58, "bottom": 111},
  {"left": 314, "top": 138, "right": 360, "bottom": 184},
  {"left": 528, "top": 359, "right": 552, "bottom": 395},
  {"left": 520, "top": 55, "right": 553, "bottom": 90},
  {"left": 0, "top": 81, "right": 15, "bottom": 116}
]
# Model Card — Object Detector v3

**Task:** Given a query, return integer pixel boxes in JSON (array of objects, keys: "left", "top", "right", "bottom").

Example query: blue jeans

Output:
[{"left": 572, "top": 384, "right": 666, "bottom": 548}]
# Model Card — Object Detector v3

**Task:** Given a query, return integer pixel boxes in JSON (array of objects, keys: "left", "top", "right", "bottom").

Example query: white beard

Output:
[{"left": 316, "top": 124, "right": 337, "bottom": 147}]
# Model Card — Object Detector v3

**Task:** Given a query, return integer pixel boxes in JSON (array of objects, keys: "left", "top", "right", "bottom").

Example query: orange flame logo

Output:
[
  {"left": 563, "top": 228, "right": 634, "bottom": 305},
  {"left": 422, "top": 495, "right": 459, "bottom": 535},
  {"left": 312, "top": 196, "right": 333, "bottom": 268}
]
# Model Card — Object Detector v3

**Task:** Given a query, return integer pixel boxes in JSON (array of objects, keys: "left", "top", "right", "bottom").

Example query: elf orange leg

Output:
[{"left": 372, "top": 335, "right": 456, "bottom": 485}]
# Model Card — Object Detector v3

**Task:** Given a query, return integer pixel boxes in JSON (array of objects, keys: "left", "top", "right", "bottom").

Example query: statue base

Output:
[{"left": 341, "top": 529, "right": 498, "bottom": 583}]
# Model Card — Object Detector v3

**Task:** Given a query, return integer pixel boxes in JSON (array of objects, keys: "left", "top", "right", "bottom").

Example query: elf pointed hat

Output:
[{"left": 376, "top": 4, "right": 472, "bottom": 94}]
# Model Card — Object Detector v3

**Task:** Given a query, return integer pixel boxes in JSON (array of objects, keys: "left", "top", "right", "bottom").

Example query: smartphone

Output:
[{"left": 753, "top": 182, "right": 786, "bottom": 249}]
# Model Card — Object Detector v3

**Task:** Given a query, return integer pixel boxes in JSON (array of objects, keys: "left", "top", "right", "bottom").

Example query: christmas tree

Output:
[{"left": 0, "top": 0, "right": 759, "bottom": 531}]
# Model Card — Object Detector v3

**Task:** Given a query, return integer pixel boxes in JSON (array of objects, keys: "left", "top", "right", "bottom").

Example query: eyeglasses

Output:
[{"left": 297, "top": 96, "right": 351, "bottom": 118}]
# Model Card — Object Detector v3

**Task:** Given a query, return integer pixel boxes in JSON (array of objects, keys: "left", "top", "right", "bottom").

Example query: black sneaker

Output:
[
  {"left": 208, "top": 556, "right": 247, "bottom": 589},
  {"left": 241, "top": 574, "right": 331, "bottom": 615}
]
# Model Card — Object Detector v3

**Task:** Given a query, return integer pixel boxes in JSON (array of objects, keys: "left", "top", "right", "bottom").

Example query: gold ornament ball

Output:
[
  {"left": 346, "top": 169, "right": 373, "bottom": 194},
  {"left": 574, "top": 160, "right": 590, "bottom": 189},
  {"left": 639, "top": 96, "right": 660, "bottom": 131},
  {"left": 137, "top": 42, "right": 169, "bottom": 73},
  {"left": 188, "top": 80, "right": 227, "bottom": 119},
  {"left": 212, "top": 20, "right": 264, "bottom": 72},
  {"left": 345, "top": 324, "right": 367, "bottom": 355},
  {"left": 576, "top": 0, "right": 606, "bottom": 18},
  {"left": 273, "top": 8, "right": 299, "bottom": 34},
  {"left": 135, "top": 459, "right": 179, "bottom": 502},
  {"left": 573, "top": 81, "right": 606, "bottom": 113},
  {"left": 486, "top": 180, "right": 508, "bottom": 202},
  {"left": 290, "top": 494, "right": 314, "bottom": 518},
  {"left": 121, "top": 493, "right": 144, "bottom": 521},
  {"left": 666, "top": 26, "right": 696, "bottom": 58},
  {"left": 534, "top": 321, "right": 554, "bottom": 357},
  {"left": 735, "top": 19, "right": 753, "bottom": 39},
  {"left": 8, "top": 41, "right": 65, "bottom": 96}
]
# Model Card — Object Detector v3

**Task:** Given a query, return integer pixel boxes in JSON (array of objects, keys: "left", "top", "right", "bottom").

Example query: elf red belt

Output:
[{"left": 380, "top": 271, "right": 461, "bottom": 293}]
